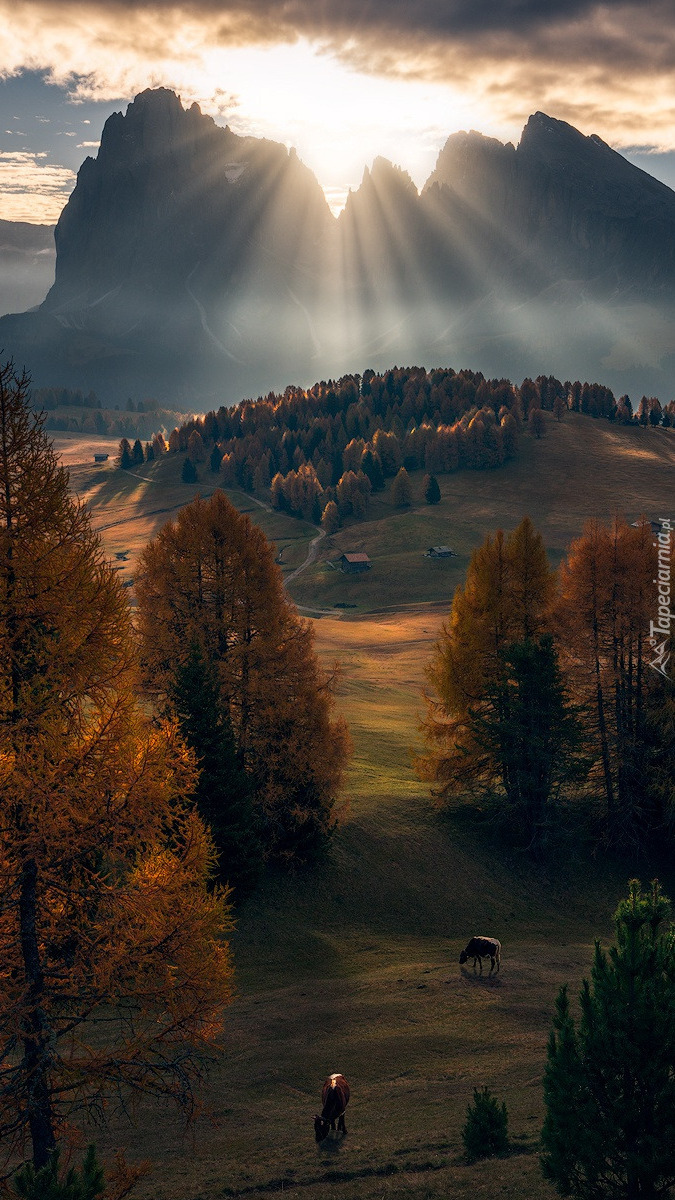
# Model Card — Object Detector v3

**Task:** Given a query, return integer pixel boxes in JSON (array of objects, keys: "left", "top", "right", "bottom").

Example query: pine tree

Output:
[
  {"left": 182, "top": 456, "right": 198, "bottom": 484},
  {"left": 117, "top": 437, "right": 132, "bottom": 469},
  {"left": 542, "top": 880, "right": 675, "bottom": 1200},
  {"left": 13, "top": 1145, "right": 104, "bottom": 1199},
  {"left": 172, "top": 644, "right": 262, "bottom": 895},
  {"left": 462, "top": 1088, "right": 509, "bottom": 1162},
  {"left": 131, "top": 437, "right": 144, "bottom": 465},
  {"left": 475, "top": 636, "right": 586, "bottom": 847},
  {"left": 423, "top": 473, "right": 441, "bottom": 504},
  {"left": 210, "top": 442, "right": 223, "bottom": 473}
]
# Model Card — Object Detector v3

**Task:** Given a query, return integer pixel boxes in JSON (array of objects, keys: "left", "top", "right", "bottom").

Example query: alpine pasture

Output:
[{"left": 56, "top": 410, "right": 675, "bottom": 1199}]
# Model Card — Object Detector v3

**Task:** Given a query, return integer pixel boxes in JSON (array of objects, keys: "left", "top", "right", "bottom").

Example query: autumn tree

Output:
[
  {"left": 0, "top": 361, "right": 234, "bottom": 1171},
  {"left": 360, "top": 448, "right": 385, "bottom": 492},
  {"left": 556, "top": 518, "right": 662, "bottom": 847},
  {"left": 542, "top": 880, "right": 675, "bottom": 1200},
  {"left": 187, "top": 429, "right": 206, "bottom": 463},
  {"left": 321, "top": 500, "right": 340, "bottom": 535},
  {"left": 529, "top": 408, "right": 546, "bottom": 438},
  {"left": 421, "top": 517, "right": 578, "bottom": 844},
  {"left": 136, "top": 491, "right": 350, "bottom": 865},
  {"left": 392, "top": 466, "right": 412, "bottom": 507}
]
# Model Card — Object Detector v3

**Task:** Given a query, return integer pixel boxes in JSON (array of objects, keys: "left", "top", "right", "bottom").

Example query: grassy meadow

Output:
[{"left": 55, "top": 412, "right": 675, "bottom": 1199}]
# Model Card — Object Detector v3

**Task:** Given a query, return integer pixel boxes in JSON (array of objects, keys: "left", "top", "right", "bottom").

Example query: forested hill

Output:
[{"left": 155, "top": 365, "right": 674, "bottom": 524}]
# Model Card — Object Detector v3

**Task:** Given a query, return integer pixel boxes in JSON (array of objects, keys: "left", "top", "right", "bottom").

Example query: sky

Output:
[{"left": 1, "top": 0, "right": 675, "bottom": 223}]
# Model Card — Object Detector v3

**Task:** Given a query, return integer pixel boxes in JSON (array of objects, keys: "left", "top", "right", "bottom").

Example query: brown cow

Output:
[{"left": 314, "top": 1073, "right": 350, "bottom": 1142}]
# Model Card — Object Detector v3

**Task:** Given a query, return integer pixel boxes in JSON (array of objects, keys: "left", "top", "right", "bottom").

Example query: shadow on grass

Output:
[{"left": 458, "top": 967, "right": 503, "bottom": 987}]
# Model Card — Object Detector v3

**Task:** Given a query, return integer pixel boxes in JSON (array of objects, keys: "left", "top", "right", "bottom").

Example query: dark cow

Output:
[
  {"left": 459, "top": 936, "right": 501, "bottom": 973},
  {"left": 314, "top": 1073, "right": 350, "bottom": 1142}
]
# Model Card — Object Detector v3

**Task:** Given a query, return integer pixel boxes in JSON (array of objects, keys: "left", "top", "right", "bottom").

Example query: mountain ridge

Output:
[{"left": 1, "top": 89, "right": 675, "bottom": 402}]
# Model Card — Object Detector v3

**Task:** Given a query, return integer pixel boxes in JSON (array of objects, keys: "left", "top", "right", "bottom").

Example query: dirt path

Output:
[{"left": 284, "top": 526, "right": 325, "bottom": 584}]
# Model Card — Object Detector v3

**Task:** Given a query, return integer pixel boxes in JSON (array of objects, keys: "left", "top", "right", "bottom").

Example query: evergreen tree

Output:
[
  {"left": 172, "top": 644, "right": 262, "bottom": 895},
  {"left": 210, "top": 443, "right": 223, "bottom": 473},
  {"left": 423, "top": 473, "right": 441, "bottom": 504},
  {"left": 463, "top": 1088, "right": 509, "bottom": 1162},
  {"left": 542, "top": 880, "right": 675, "bottom": 1200},
  {"left": 182, "top": 456, "right": 198, "bottom": 484},
  {"left": 13, "top": 1145, "right": 104, "bottom": 1199},
  {"left": 144, "top": 441, "right": 154, "bottom": 462},
  {"left": 117, "top": 437, "right": 132, "bottom": 470},
  {"left": 476, "top": 635, "right": 586, "bottom": 848},
  {"left": 132, "top": 438, "right": 144, "bottom": 465}
]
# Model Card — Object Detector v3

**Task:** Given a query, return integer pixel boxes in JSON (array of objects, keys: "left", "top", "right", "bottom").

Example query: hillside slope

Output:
[{"left": 59, "top": 410, "right": 675, "bottom": 1198}]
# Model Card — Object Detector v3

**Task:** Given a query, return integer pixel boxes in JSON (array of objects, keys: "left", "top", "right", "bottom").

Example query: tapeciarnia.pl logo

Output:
[{"left": 649, "top": 517, "right": 672, "bottom": 680}]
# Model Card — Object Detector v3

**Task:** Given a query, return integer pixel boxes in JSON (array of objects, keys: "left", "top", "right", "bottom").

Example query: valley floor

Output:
[{"left": 56, "top": 413, "right": 674, "bottom": 1198}]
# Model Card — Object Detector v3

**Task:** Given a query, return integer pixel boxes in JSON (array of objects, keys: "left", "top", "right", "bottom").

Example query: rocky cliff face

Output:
[
  {"left": 422, "top": 112, "right": 675, "bottom": 295},
  {"left": 35, "top": 87, "right": 334, "bottom": 398},
  {"left": 2, "top": 95, "right": 675, "bottom": 401}
]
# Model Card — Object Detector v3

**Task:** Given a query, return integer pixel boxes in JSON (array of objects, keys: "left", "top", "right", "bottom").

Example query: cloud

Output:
[
  {"left": 0, "top": 150, "right": 75, "bottom": 221},
  {"left": 1, "top": 0, "right": 674, "bottom": 186}
]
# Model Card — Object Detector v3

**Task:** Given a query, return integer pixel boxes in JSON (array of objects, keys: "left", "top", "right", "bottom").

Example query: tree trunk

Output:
[{"left": 19, "top": 856, "right": 56, "bottom": 1169}]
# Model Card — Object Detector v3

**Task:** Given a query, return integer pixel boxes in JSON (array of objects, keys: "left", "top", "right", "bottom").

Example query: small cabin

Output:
[
  {"left": 426, "top": 546, "right": 456, "bottom": 558},
  {"left": 631, "top": 519, "right": 663, "bottom": 534},
  {"left": 340, "top": 552, "right": 372, "bottom": 573},
  {"left": 93, "top": 453, "right": 109, "bottom": 463}
]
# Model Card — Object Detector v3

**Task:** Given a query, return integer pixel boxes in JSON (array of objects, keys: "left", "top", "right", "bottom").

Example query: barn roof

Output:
[{"left": 341, "top": 552, "right": 371, "bottom": 562}]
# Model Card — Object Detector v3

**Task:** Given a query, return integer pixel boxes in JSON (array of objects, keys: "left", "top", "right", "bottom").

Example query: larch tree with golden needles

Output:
[
  {"left": 135, "top": 490, "right": 350, "bottom": 869},
  {"left": 421, "top": 517, "right": 583, "bottom": 847},
  {"left": 0, "top": 361, "right": 234, "bottom": 1171},
  {"left": 556, "top": 517, "right": 666, "bottom": 847}
]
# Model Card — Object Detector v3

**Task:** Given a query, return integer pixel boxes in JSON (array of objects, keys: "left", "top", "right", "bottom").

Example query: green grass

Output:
[
  {"left": 289, "top": 413, "right": 675, "bottom": 611},
  {"left": 56, "top": 415, "right": 675, "bottom": 1198},
  {"left": 89, "top": 610, "right": 648, "bottom": 1200}
]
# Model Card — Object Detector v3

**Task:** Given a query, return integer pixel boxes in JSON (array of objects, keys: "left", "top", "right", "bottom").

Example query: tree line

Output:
[
  {"left": 420, "top": 515, "right": 674, "bottom": 854},
  {"left": 144, "top": 365, "right": 672, "bottom": 528}
]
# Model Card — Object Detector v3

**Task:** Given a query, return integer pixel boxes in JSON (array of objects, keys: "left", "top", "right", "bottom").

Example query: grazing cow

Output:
[
  {"left": 459, "top": 936, "right": 501, "bottom": 973},
  {"left": 314, "top": 1073, "right": 350, "bottom": 1142}
]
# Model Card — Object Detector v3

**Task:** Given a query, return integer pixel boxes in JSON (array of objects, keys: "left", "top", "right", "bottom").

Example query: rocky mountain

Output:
[
  {"left": 422, "top": 112, "right": 675, "bottom": 296},
  {"left": 2, "top": 94, "right": 675, "bottom": 402}
]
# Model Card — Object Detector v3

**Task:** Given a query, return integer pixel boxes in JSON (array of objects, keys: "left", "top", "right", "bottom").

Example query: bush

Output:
[
  {"left": 13, "top": 1146, "right": 105, "bottom": 1199},
  {"left": 462, "top": 1087, "right": 509, "bottom": 1162}
]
